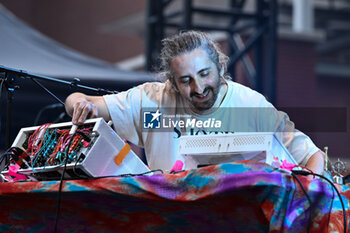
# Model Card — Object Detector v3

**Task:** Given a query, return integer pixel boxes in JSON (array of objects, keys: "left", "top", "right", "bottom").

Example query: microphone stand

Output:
[{"left": 0, "top": 64, "right": 117, "bottom": 149}]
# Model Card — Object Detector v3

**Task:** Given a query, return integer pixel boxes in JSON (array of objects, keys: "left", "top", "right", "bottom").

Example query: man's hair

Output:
[{"left": 158, "top": 30, "right": 230, "bottom": 82}]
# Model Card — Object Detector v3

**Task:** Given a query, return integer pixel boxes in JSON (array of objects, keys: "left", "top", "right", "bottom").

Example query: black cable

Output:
[
  {"left": 71, "top": 131, "right": 92, "bottom": 179},
  {"left": 292, "top": 170, "right": 311, "bottom": 176},
  {"left": 170, "top": 170, "right": 186, "bottom": 174},
  {"left": 30, "top": 78, "right": 65, "bottom": 105},
  {"left": 75, "top": 131, "right": 91, "bottom": 142},
  {"left": 91, "top": 169, "right": 163, "bottom": 179},
  {"left": 313, "top": 173, "right": 347, "bottom": 233},
  {"left": 54, "top": 132, "right": 77, "bottom": 233},
  {"left": 54, "top": 156, "right": 69, "bottom": 233},
  {"left": 34, "top": 103, "right": 64, "bottom": 125},
  {"left": 115, "top": 169, "right": 163, "bottom": 177},
  {"left": 293, "top": 170, "right": 347, "bottom": 233},
  {"left": 72, "top": 153, "right": 89, "bottom": 179},
  {"left": 291, "top": 172, "right": 312, "bottom": 233}
]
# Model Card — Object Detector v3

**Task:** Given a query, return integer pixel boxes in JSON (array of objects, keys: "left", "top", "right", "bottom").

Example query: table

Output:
[{"left": 0, "top": 162, "right": 349, "bottom": 233}]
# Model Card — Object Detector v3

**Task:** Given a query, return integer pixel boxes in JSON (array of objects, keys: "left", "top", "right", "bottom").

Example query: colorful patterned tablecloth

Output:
[{"left": 0, "top": 162, "right": 349, "bottom": 233}]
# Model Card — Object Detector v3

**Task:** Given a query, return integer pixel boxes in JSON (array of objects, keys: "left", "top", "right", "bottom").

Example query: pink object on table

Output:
[
  {"left": 279, "top": 159, "right": 296, "bottom": 171},
  {"left": 8, "top": 164, "right": 27, "bottom": 181},
  {"left": 170, "top": 160, "right": 184, "bottom": 173}
]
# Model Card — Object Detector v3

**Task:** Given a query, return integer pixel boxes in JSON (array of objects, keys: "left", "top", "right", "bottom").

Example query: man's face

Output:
[{"left": 170, "top": 48, "right": 222, "bottom": 112}]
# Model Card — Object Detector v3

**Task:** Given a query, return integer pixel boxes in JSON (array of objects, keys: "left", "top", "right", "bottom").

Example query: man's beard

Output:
[{"left": 190, "top": 79, "right": 221, "bottom": 111}]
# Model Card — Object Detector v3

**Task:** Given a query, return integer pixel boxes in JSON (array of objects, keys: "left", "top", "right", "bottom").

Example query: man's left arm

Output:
[
  {"left": 254, "top": 95, "right": 326, "bottom": 175},
  {"left": 305, "top": 150, "right": 325, "bottom": 175}
]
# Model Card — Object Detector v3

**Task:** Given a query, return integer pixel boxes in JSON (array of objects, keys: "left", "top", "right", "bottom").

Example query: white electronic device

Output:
[
  {"left": 179, "top": 133, "right": 298, "bottom": 169},
  {"left": 2, "top": 118, "right": 150, "bottom": 180}
]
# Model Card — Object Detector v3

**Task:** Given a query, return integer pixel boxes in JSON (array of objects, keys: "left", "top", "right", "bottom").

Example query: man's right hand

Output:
[
  {"left": 71, "top": 97, "right": 98, "bottom": 125},
  {"left": 65, "top": 92, "right": 111, "bottom": 125}
]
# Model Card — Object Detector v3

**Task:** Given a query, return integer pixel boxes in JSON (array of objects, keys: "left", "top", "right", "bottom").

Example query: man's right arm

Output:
[{"left": 65, "top": 92, "right": 111, "bottom": 125}]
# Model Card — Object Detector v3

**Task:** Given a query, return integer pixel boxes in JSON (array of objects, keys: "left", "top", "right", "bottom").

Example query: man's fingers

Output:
[
  {"left": 79, "top": 104, "right": 92, "bottom": 124},
  {"left": 72, "top": 100, "right": 93, "bottom": 125},
  {"left": 72, "top": 102, "right": 83, "bottom": 125}
]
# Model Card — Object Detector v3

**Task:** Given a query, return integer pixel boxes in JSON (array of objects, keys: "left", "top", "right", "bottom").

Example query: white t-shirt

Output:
[{"left": 104, "top": 80, "right": 319, "bottom": 170}]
